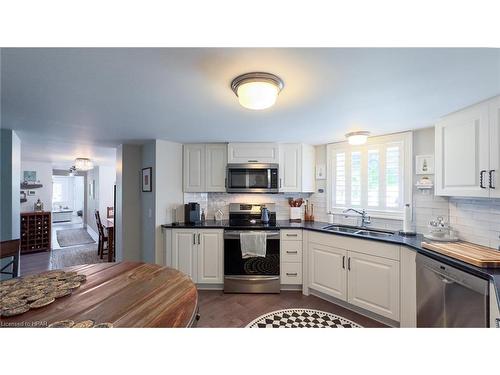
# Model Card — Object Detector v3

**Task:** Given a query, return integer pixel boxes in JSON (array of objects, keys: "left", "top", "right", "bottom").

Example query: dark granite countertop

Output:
[{"left": 162, "top": 220, "right": 500, "bottom": 309}]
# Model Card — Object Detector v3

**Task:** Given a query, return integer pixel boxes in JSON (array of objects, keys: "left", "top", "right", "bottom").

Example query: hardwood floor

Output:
[
  {"left": 19, "top": 251, "right": 52, "bottom": 275},
  {"left": 197, "top": 290, "right": 387, "bottom": 328}
]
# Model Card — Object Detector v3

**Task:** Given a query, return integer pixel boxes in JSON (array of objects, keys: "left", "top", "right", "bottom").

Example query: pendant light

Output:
[
  {"left": 75, "top": 158, "right": 93, "bottom": 171},
  {"left": 231, "top": 72, "right": 284, "bottom": 110}
]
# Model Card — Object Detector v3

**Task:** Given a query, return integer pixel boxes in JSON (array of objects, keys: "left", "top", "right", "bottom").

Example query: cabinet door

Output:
[
  {"left": 172, "top": 229, "right": 197, "bottom": 282},
  {"left": 309, "top": 242, "right": 347, "bottom": 300},
  {"left": 205, "top": 144, "right": 227, "bottom": 192},
  {"left": 435, "top": 103, "right": 490, "bottom": 197},
  {"left": 183, "top": 144, "right": 206, "bottom": 192},
  {"left": 279, "top": 144, "right": 301, "bottom": 192},
  {"left": 227, "top": 143, "right": 279, "bottom": 163},
  {"left": 489, "top": 96, "right": 500, "bottom": 198},
  {"left": 347, "top": 251, "right": 400, "bottom": 321},
  {"left": 197, "top": 229, "right": 223, "bottom": 284}
]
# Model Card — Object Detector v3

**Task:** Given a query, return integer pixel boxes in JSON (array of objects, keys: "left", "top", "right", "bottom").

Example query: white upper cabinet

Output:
[
  {"left": 435, "top": 96, "right": 499, "bottom": 197},
  {"left": 227, "top": 143, "right": 279, "bottom": 164},
  {"left": 489, "top": 96, "right": 500, "bottom": 198},
  {"left": 183, "top": 144, "right": 227, "bottom": 192},
  {"left": 205, "top": 144, "right": 227, "bottom": 192},
  {"left": 279, "top": 143, "right": 315, "bottom": 193}
]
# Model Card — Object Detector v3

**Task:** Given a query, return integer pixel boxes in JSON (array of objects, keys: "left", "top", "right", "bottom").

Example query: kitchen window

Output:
[{"left": 327, "top": 132, "right": 412, "bottom": 219}]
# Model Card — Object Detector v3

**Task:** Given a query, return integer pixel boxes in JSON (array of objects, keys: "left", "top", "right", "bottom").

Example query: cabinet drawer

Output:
[
  {"left": 281, "top": 229, "right": 302, "bottom": 241},
  {"left": 281, "top": 263, "right": 302, "bottom": 284},
  {"left": 281, "top": 240, "right": 302, "bottom": 262}
]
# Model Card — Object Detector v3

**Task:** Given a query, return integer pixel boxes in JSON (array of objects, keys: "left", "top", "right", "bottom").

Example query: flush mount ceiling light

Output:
[
  {"left": 74, "top": 158, "right": 93, "bottom": 171},
  {"left": 231, "top": 72, "right": 284, "bottom": 110},
  {"left": 345, "top": 131, "right": 370, "bottom": 145}
]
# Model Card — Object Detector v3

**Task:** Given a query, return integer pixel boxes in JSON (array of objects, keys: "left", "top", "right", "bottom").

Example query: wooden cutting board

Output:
[{"left": 421, "top": 241, "right": 500, "bottom": 268}]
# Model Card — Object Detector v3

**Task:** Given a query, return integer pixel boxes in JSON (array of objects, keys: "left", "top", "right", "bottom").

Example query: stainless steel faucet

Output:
[{"left": 343, "top": 208, "right": 371, "bottom": 228}]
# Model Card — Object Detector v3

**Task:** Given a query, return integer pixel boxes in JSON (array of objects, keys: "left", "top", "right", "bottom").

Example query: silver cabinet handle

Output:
[
  {"left": 279, "top": 178, "right": 282, "bottom": 188},
  {"left": 286, "top": 250, "right": 298, "bottom": 254},
  {"left": 248, "top": 160, "right": 258, "bottom": 163},
  {"left": 480, "top": 170, "right": 487, "bottom": 188},
  {"left": 347, "top": 257, "right": 351, "bottom": 271},
  {"left": 286, "top": 233, "right": 298, "bottom": 237},
  {"left": 193, "top": 233, "right": 196, "bottom": 245},
  {"left": 286, "top": 272, "right": 298, "bottom": 276},
  {"left": 489, "top": 170, "right": 495, "bottom": 189},
  {"left": 342, "top": 255, "right": 345, "bottom": 269},
  {"left": 198, "top": 233, "right": 201, "bottom": 245}
]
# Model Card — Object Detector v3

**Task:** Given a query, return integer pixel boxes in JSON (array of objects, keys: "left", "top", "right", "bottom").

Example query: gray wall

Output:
[
  {"left": 1, "top": 129, "right": 20, "bottom": 241},
  {"left": 115, "top": 144, "right": 142, "bottom": 262},
  {"left": 0, "top": 129, "right": 21, "bottom": 279}
]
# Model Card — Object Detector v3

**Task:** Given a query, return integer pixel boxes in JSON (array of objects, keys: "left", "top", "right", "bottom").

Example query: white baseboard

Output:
[
  {"left": 309, "top": 288, "right": 399, "bottom": 327},
  {"left": 86, "top": 226, "right": 99, "bottom": 242}
]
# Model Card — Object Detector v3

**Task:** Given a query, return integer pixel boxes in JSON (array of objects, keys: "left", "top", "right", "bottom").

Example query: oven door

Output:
[
  {"left": 226, "top": 163, "right": 279, "bottom": 193},
  {"left": 224, "top": 230, "right": 280, "bottom": 293}
]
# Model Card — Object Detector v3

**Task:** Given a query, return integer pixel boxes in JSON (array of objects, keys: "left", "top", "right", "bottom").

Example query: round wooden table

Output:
[{"left": 1, "top": 262, "right": 198, "bottom": 328}]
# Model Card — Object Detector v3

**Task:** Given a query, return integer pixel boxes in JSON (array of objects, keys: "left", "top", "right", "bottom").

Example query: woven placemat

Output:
[{"left": 0, "top": 270, "right": 86, "bottom": 317}]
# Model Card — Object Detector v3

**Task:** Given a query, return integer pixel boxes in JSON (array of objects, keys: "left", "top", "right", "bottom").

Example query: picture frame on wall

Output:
[
  {"left": 142, "top": 167, "right": 152, "bottom": 192},
  {"left": 23, "top": 171, "right": 37, "bottom": 182},
  {"left": 415, "top": 155, "right": 434, "bottom": 175}
]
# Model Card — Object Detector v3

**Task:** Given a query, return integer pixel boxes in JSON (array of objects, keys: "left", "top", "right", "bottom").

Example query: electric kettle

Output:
[{"left": 261, "top": 206, "right": 270, "bottom": 224}]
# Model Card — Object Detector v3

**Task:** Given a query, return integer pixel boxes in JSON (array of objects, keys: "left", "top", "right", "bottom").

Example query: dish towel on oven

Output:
[{"left": 240, "top": 232, "right": 267, "bottom": 258}]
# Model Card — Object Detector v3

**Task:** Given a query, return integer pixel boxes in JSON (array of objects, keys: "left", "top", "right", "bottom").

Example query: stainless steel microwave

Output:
[{"left": 226, "top": 163, "right": 279, "bottom": 193}]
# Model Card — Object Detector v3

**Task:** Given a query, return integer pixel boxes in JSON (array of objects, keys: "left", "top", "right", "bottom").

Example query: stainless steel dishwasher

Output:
[{"left": 416, "top": 254, "right": 489, "bottom": 327}]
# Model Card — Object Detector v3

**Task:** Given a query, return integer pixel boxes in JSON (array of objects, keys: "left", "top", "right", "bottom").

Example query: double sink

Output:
[{"left": 321, "top": 224, "right": 395, "bottom": 238}]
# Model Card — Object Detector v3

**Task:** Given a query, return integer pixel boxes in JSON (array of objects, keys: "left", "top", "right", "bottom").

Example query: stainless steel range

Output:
[{"left": 223, "top": 203, "right": 280, "bottom": 293}]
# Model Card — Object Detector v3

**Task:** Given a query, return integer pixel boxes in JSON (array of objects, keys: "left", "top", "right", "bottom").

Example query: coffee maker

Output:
[{"left": 184, "top": 202, "right": 201, "bottom": 224}]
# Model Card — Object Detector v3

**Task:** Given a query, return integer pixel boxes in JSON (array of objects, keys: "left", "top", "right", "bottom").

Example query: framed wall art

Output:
[{"left": 142, "top": 167, "right": 152, "bottom": 192}]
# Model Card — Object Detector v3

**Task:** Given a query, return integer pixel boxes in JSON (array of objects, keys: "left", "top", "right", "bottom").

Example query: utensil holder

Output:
[{"left": 290, "top": 207, "right": 302, "bottom": 222}]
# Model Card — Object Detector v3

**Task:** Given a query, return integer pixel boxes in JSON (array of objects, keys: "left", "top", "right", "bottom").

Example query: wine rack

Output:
[{"left": 20, "top": 212, "right": 51, "bottom": 253}]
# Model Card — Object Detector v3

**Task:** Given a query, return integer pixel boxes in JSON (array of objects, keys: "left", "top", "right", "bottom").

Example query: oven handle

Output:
[
  {"left": 224, "top": 230, "right": 280, "bottom": 239},
  {"left": 224, "top": 276, "right": 280, "bottom": 281}
]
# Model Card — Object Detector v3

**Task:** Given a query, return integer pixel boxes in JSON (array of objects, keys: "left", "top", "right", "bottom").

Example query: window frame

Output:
[{"left": 326, "top": 131, "right": 413, "bottom": 220}]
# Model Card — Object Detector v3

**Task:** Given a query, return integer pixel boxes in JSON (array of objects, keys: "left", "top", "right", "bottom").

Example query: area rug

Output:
[
  {"left": 56, "top": 228, "right": 95, "bottom": 247},
  {"left": 50, "top": 244, "right": 104, "bottom": 269},
  {"left": 246, "top": 308, "right": 363, "bottom": 328}
]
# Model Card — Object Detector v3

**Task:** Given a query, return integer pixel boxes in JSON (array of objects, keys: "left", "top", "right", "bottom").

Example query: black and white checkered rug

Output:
[{"left": 246, "top": 308, "right": 363, "bottom": 328}]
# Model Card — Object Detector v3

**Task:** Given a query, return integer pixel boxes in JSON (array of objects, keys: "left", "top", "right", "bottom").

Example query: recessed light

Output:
[
  {"left": 75, "top": 158, "right": 93, "bottom": 171},
  {"left": 231, "top": 72, "right": 284, "bottom": 110}
]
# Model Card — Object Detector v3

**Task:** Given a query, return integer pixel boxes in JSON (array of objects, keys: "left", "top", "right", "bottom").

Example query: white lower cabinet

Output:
[
  {"left": 307, "top": 232, "right": 402, "bottom": 323},
  {"left": 347, "top": 251, "right": 400, "bottom": 321},
  {"left": 170, "top": 229, "right": 223, "bottom": 285},
  {"left": 171, "top": 229, "right": 198, "bottom": 283},
  {"left": 197, "top": 229, "right": 223, "bottom": 284},
  {"left": 309, "top": 242, "right": 347, "bottom": 300}
]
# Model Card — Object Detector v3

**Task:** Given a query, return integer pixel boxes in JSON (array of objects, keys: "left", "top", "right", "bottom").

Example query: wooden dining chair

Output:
[
  {"left": 94, "top": 210, "right": 109, "bottom": 259},
  {"left": 0, "top": 239, "right": 21, "bottom": 278}
]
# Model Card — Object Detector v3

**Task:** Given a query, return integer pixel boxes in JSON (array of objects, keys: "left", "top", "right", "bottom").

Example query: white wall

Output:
[
  {"left": 115, "top": 144, "right": 142, "bottom": 262},
  {"left": 154, "top": 139, "right": 183, "bottom": 264},
  {"left": 20, "top": 160, "right": 53, "bottom": 213},
  {"left": 98, "top": 165, "right": 115, "bottom": 218},
  {"left": 86, "top": 166, "right": 99, "bottom": 232}
]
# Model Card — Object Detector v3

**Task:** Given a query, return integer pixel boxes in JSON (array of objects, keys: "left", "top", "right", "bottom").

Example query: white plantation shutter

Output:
[
  {"left": 335, "top": 152, "right": 346, "bottom": 205},
  {"left": 351, "top": 151, "right": 361, "bottom": 206},
  {"left": 327, "top": 132, "right": 411, "bottom": 218}
]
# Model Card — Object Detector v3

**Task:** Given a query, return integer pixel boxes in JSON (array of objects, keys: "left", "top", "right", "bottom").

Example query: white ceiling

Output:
[{"left": 2, "top": 48, "right": 499, "bottom": 152}]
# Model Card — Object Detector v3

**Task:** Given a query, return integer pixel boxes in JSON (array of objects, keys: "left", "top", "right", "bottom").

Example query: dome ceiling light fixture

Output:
[
  {"left": 345, "top": 131, "right": 371, "bottom": 146},
  {"left": 231, "top": 72, "right": 284, "bottom": 110},
  {"left": 74, "top": 157, "right": 94, "bottom": 171}
]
